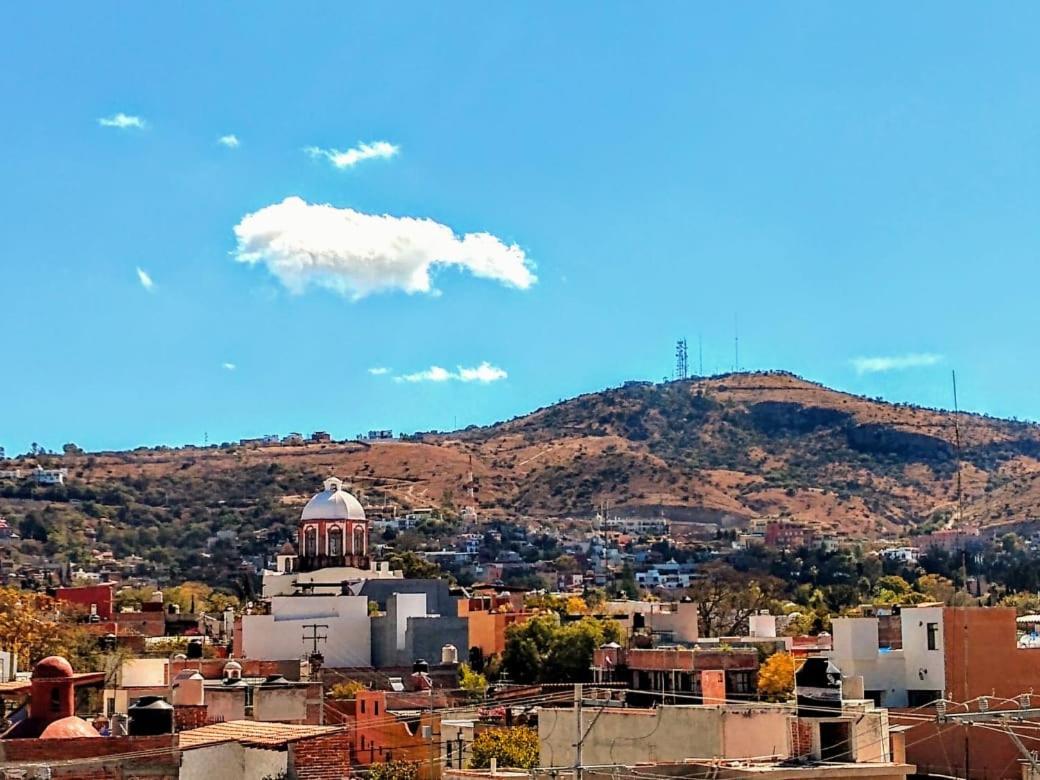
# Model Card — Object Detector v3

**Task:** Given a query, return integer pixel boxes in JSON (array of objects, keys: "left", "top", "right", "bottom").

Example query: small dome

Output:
[
  {"left": 40, "top": 716, "right": 100, "bottom": 739},
  {"left": 301, "top": 477, "right": 365, "bottom": 521},
  {"left": 224, "top": 660, "right": 242, "bottom": 672},
  {"left": 33, "top": 656, "right": 74, "bottom": 679}
]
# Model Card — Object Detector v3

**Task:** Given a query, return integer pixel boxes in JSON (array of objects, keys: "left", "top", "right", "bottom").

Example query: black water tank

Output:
[
  {"left": 795, "top": 656, "right": 843, "bottom": 718},
  {"left": 128, "top": 695, "right": 174, "bottom": 735},
  {"left": 413, "top": 658, "right": 430, "bottom": 673},
  {"left": 186, "top": 639, "right": 204, "bottom": 659}
]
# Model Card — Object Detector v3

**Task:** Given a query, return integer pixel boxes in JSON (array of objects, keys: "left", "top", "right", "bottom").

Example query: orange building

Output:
[
  {"left": 457, "top": 593, "right": 533, "bottom": 659},
  {"left": 327, "top": 690, "right": 442, "bottom": 780}
]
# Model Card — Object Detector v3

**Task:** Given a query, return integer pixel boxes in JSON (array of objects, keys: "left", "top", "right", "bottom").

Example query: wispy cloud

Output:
[
  {"left": 136, "top": 267, "right": 155, "bottom": 292},
  {"left": 233, "top": 196, "right": 536, "bottom": 299},
  {"left": 395, "top": 362, "right": 508, "bottom": 384},
  {"left": 222, "top": 362, "right": 237, "bottom": 371},
  {"left": 851, "top": 353, "right": 943, "bottom": 375},
  {"left": 99, "top": 112, "right": 146, "bottom": 129},
  {"left": 218, "top": 134, "right": 240, "bottom": 148},
  {"left": 368, "top": 367, "right": 391, "bottom": 376},
  {"left": 305, "top": 140, "right": 399, "bottom": 169}
]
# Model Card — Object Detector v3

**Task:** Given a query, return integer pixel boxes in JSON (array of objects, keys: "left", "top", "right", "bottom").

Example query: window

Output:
[
  {"left": 304, "top": 527, "right": 317, "bottom": 557},
  {"left": 360, "top": 699, "right": 366, "bottom": 714},
  {"left": 328, "top": 527, "right": 343, "bottom": 557},
  {"left": 926, "top": 622, "right": 939, "bottom": 650},
  {"left": 374, "top": 701, "right": 379, "bottom": 715},
  {"left": 50, "top": 688, "right": 61, "bottom": 712}
]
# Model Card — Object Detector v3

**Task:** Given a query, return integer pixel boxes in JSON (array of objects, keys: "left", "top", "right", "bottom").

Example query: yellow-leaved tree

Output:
[
  {"left": 757, "top": 651, "right": 797, "bottom": 702},
  {"left": 469, "top": 726, "right": 539, "bottom": 769}
]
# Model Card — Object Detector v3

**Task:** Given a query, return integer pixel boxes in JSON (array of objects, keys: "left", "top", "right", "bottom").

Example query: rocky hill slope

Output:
[{"left": 4, "top": 371, "right": 1040, "bottom": 581}]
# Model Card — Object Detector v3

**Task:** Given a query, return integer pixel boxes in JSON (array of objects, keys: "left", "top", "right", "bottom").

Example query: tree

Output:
[
  {"left": 386, "top": 551, "right": 444, "bottom": 580},
  {"left": 458, "top": 663, "right": 488, "bottom": 700},
  {"left": 502, "top": 614, "right": 621, "bottom": 684},
  {"left": 687, "top": 563, "right": 783, "bottom": 636},
  {"left": 757, "top": 652, "right": 796, "bottom": 702},
  {"left": 469, "top": 726, "right": 539, "bottom": 769},
  {"left": 330, "top": 680, "right": 367, "bottom": 699},
  {"left": 369, "top": 761, "right": 420, "bottom": 780}
]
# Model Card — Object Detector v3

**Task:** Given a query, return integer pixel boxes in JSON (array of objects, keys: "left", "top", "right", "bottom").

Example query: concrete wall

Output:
[
  {"left": 828, "top": 619, "right": 908, "bottom": 707},
  {"left": 206, "top": 687, "right": 246, "bottom": 722},
  {"left": 406, "top": 615, "right": 469, "bottom": 667},
  {"left": 362, "top": 578, "right": 454, "bottom": 615},
  {"left": 539, "top": 705, "right": 791, "bottom": 767},
  {"left": 120, "top": 658, "right": 168, "bottom": 687},
  {"left": 242, "top": 593, "right": 371, "bottom": 667},
  {"left": 254, "top": 685, "right": 309, "bottom": 723}
]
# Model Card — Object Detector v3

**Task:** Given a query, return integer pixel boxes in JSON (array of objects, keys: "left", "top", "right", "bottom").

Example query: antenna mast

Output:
[
  {"left": 952, "top": 370, "right": 964, "bottom": 525},
  {"left": 674, "top": 339, "right": 688, "bottom": 381}
]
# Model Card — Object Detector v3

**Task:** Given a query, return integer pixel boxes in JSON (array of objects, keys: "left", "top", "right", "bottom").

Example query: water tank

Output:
[
  {"left": 186, "top": 639, "right": 204, "bottom": 660},
  {"left": 172, "top": 670, "right": 205, "bottom": 706},
  {"left": 441, "top": 645, "right": 459, "bottom": 665},
  {"left": 127, "top": 696, "right": 174, "bottom": 735},
  {"left": 109, "top": 713, "right": 129, "bottom": 736},
  {"left": 412, "top": 658, "right": 430, "bottom": 673}
]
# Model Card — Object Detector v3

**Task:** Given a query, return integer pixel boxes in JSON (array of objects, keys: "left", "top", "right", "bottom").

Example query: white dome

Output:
[{"left": 301, "top": 477, "right": 365, "bottom": 521}]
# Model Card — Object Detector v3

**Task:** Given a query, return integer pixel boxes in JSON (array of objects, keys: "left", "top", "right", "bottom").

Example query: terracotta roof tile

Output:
[{"left": 178, "top": 720, "right": 343, "bottom": 749}]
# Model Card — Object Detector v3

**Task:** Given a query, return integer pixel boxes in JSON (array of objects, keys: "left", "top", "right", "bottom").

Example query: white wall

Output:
[
  {"left": 242, "top": 594, "right": 372, "bottom": 667},
  {"left": 392, "top": 593, "right": 428, "bottom": 651},
  {"left": 181, "top": 743, "right": 243, "bottom": 780},
  {"left": 899, "top": 607, "right": 945, "bottom": 695},
  {"left": 120, "top": 658, "right": 167, "bottom": 687}
]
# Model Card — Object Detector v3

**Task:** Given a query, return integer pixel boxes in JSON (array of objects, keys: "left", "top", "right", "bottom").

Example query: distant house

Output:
[
  {"left": 283, "top": 432, "right": 304, "bottom": 445},
  {"left": 311, "top": 431, "right": 332, "bottom": 443},
  {"left": 31, "top": 466, "right": 68, "bottom": 485}
]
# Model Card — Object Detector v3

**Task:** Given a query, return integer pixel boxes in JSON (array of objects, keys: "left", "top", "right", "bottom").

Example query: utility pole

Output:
[
  {"left": 574, "top": 683, "right": 583, "bottom": 780},
  {"left": 938, "top": 703, "right": 1040, "bottom": 778},
  {"left": 302, "top": 623, "right": 329, "bottom": 680}
]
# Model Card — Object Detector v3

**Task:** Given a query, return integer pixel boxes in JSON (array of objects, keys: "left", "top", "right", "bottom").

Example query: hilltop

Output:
[{"left": 4, "top": 371, "right": 1040, "bottom": 583}]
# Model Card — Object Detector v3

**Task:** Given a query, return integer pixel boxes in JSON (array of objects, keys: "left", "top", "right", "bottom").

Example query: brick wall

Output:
[
  {"left": 174, "top": 704, "right": 210, "bottom": 731},
  {"left": 291, "top": 731, "right": 352, "bottom": 780},
  {"left": 790, "top": 718, "right": 813, "bottom": 759},
  {"left": 0, "top": 734, "right": 180, "bottom": 779}
]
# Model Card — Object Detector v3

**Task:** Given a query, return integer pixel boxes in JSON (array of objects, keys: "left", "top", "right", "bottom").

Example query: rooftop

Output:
[{"left": 178, "top": 720, "right": 343, "bottom": 749}]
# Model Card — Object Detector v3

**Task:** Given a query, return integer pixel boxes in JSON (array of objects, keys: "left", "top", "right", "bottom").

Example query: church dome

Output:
[
  {"left": 40, "top": 716, "right": 100, "bottom": 739},
  {"left": 301, "top": 477, "right": 365, "bottom": 521}
]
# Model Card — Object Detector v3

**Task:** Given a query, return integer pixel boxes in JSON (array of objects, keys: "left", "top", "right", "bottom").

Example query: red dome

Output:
[
  {"left": 40, "top": 716, "right": 100, "bottom": 739},
  {"left": 33, "top": 656, "right": 74, "bottom": 679}
]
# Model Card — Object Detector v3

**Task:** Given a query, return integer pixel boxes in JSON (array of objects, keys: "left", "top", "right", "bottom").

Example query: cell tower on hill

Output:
[{"left": 674, "top": 338, "right": 689, "bottom": 380}]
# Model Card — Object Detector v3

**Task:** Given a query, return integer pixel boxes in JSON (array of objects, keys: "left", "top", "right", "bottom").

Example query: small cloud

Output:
[
  {"left": 305, "top": 140, "right": 399, "bottom": 170},
  {"left": 233, "top": 196, "right": 535, "bottom": 299},
  {"left": 222, "top": 362, "right": 237, "bottom": 371},
  {"left": 397, "top": 366, "right": 453, "bottom": 383},
  {"left": 851, "top": 353, "right": 943, "bottom": 375},
  {"left": 99, "top": 112, "right": 146, "bottom": 129},
  {"left": 458, "top": 362, "right": 508, "bottom": 383},
  {"left": 136, "top": 267, "right": 156, "bottom": 292},
  {"left": 368, "top": 367, "right": 391, "bottom": 376},
  {"left": 395, "top": 362, "right": 508, "bottom": 384},
  {"left": 218, "top": 134, "right": 240, "bottom": 148}
]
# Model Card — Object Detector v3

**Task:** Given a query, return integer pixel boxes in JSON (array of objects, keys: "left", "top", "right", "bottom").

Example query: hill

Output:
[{"left": 4, "top": 371, "right": 1040, "bottom": 584}]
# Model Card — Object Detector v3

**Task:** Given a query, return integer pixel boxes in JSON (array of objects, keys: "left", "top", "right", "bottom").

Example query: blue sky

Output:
[{"left": 3, "top": 4, "right": 1040, "bottom": 453}]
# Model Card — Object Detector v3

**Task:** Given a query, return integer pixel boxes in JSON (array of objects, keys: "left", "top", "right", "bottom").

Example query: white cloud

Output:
[
  {"left": 99, "top": 112, "right": 146, "bottom": 129},
  {"left": 218, "top": 134, "right": 240, "bottom": 148},
  {"left": 395, "top": 362, "right": 508, "bottom": 384},
  {"left": 851, "top": 353, "right": 943, "bottom": 375},
  {"left": 135, "top": 267, "right": 155, "bottom": 292},
  {"left": 305, "top": 140, "right": 399, "bottom": 169},
  {"left": 458, "top": 362, "right": 508, "bottom": 383},
  {"left": 223, "top": 362, "right": 237, "bottom": 371},
  {"left": 397, "top": 366, "right": 454, "bottom": 383},
  {"left": 232, "top": 196, "right": 536, "bottom": 299},
  {"left": 368, "top": 367, "right": 391, "bottom": 375}
]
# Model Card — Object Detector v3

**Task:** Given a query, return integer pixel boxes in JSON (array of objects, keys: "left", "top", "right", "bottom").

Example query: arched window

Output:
[
  {"left": 328, "top": 526, "right": 343, "bottom": 557},
  {"left": 50, "top": 687, "right": 61, "bottom": 712},
  {"left": 353, "top": 526, "right": 366, "bottom": 556},
  {"left": 304, "top": 527, "right": 317, "bottom": 557}
]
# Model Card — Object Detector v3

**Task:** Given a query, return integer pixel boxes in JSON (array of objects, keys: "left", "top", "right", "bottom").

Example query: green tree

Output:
[
  {"left": 369, "top": 760, "right": 420, "bottom": 780},
  {"left": 458, "top": 663, "right": 488, "bottom": 700},
  {"left": 502, "top": 614, "right": 621, "bottom": 683}
]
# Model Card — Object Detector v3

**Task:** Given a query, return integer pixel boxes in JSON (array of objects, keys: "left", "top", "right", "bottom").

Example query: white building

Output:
[
  {"left": 32, "top": 466, "right": 68, "bottom": 485},
  {"left": 827, "top": 605, "right": 945, "bottom": 707},
  {"left": 245, "top": 478, "right": 402, "bottom": 666}
]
